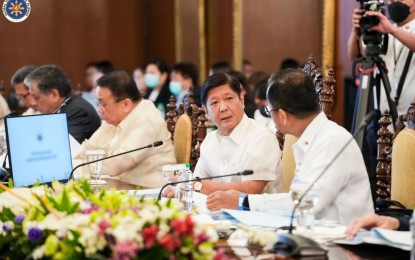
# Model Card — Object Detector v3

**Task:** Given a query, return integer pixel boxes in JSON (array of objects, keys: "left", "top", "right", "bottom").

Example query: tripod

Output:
[{"left": 352, "top": 33, "right": 398, "bottom": 150}]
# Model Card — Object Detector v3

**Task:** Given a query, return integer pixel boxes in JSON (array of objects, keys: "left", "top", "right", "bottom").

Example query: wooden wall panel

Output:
[
  {"left": 0, "top": 0, "right": 144, "bottom": 94},
  {"left": 242, "top": 0, "right": 323, "bottom": 74},
  {"left": 206, "top": 0, "right": 233, "bottom": 71},
  {"left": 143, "top": 0, "right": 175, "bottom": 67},
  {"left": 179, "top": 0, "right": 199, "bottom": 67}
]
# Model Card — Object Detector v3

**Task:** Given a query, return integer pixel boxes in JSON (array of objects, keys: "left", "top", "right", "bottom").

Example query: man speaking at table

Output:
[
  {"left": 214, "top": 69, "right": 374, "bottom": 225},
  {"left": 81, "top": 70, "right": 176, "bottom": 188}
]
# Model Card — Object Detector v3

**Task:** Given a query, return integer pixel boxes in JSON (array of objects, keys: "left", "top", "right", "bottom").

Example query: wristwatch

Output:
[{"left": 194, "top": 178, "right": 203, "bottom": 192}]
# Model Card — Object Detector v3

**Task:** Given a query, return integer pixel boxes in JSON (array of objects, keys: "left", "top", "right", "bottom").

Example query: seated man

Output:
[
  {"left": 11, "top": 65, "right": 38, "bottom": 116},
  {"left": 216, "top": 69, "right": 374, "bottom": 224},
  {"left": 24, "top": 65, "right": 101, "bottom": 143},
  {"left": 346, "top": 213, "right": 410, "bottom": 239},
  {"left": 81, "top": 70, "right": 176, "bottom": 188},
  {"left": 163, "top": 73, "right": 283, "bottom": 208}
]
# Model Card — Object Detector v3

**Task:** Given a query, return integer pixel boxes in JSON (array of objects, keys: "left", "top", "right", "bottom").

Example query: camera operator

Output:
[{"left": 347, "top": 0, "right": 415, "bottom": 115}]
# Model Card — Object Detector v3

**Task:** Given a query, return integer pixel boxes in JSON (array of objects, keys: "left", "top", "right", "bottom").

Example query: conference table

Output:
[{"left": 98, "top": 178, "right": 410, "bottom": 260}]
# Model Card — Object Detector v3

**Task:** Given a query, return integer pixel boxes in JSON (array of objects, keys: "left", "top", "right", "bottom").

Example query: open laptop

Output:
[{"left": 4, "top": 113, "right": 73, "bottom": 187}]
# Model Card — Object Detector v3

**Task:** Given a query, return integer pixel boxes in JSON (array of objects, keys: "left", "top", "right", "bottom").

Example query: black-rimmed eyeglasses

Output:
[{"left": 264, "top": 105, "right": 278, "bottom": 116}]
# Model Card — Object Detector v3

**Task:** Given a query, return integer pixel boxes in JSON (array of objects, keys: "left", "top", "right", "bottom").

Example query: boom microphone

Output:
[{"left": 68, "top": 141, "right": 163, "bottom": 180}]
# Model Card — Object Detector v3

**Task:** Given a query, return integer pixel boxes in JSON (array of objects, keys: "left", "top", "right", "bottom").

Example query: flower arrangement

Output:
[{"left": 0, "top": 180, "right": 218, "bottom": 259}]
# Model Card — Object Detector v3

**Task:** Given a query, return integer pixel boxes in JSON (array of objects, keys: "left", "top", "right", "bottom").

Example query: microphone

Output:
[
  {"left": 0, "top": 111, "right": 16, "bottom": 120},
  {"left": 272, "top": 111, "right": 376, "bottom": 257},
  {"left": 68, "top": 141, "right": 163, "bottom": 180},
  {"left": 157, "top": 170, "right": 254, "bottom": 200},
  {"left": 54, "top": 97, "right": 73, "bottom": 113}
]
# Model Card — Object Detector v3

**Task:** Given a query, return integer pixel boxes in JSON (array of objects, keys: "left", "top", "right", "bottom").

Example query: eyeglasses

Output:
[
  {"left": 98, "top": 99, "right": 123, "bottom": 110},
  {"left": 16, "top": 92, "right": 31, "bottom": 101},
  {"left": 264, "top": 105, "right": 279, "bottom": 116}
]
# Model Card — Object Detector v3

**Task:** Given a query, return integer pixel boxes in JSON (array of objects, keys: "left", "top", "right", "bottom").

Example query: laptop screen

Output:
[{"left": 5, "top": 113, "right": 73, "bottom": 187}]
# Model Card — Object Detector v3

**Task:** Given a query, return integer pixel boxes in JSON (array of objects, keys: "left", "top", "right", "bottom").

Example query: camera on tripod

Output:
[
  {"left": 357, "top": 0, "right": 387, "bottom": 55},
  {"left": 358, "top": 0, "right": 385, "bottom": 30}
]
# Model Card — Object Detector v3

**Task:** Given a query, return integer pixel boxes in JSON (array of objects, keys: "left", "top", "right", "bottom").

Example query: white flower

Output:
[
  {"left": 32, "top": 245, "right": 45, "bottom": 260},
  {"left": 156, "top": 222, "right": 171, "bottom": 239},
  {"left": 78, "top": 226, "right": 106, "bottom": 256},
  {"left": 112, "top": 216, "right": 141, "bottom": 243},
  {"left": 38, "top": 213, "right": 64, "bottom": 231}
]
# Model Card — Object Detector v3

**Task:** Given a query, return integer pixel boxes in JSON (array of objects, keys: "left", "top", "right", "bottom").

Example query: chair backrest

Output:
[
  {"left": 376, "top": 99, "right": 415, "bottom": 202},
  {"left": 281, "top": 134, "right": 297, "bottom": 192},
  {"left": 278, "top": 54, "right": 336, "bottom": 190},
  {"left": 166, "top": 86, "right": 207, "bottom": 170},
  {"left": 173, "top": 114, "right": 193, "bottom": 164},
  {"left": 391, "top": 128, "right": 415, "bottom": 208}
]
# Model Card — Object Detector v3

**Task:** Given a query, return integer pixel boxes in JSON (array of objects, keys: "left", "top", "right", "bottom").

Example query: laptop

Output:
[{"left": 4, "top": 113, "right": 73, "bottom": 187}]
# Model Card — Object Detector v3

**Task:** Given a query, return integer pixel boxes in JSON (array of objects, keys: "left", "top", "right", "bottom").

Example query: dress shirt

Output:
[
  {"left": 380, "top": 18, "right": 415, "bottom": 114},
  {"left": 0, "top": 94, "right": 10, "bottom": 132},
  {"left": 248, "top": 112, "right": 374, "bottom": 225},
  {"left": 194, "top": 114, "right": 283, "bottom": 193},
  {"left": 82, "top": 99, "right": 176, "bottom": 188},
  {"left": 22, "top": 108, "right": 39, "bottom": 116}
]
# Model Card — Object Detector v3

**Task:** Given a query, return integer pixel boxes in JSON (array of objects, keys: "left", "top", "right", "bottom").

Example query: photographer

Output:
[{"left": 347, "top": 0, "right": 415, "bottom": 115}]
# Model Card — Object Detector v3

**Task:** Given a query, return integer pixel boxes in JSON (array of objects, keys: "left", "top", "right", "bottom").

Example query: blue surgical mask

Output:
[
  {"left": 169, "top": 81, "right": 182, "bottom": 95},
  {"left": 144, "top": 73, "right": 160, "bottom": 89}
]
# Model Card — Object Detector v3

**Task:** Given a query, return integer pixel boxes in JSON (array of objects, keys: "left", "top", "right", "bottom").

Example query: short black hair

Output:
[
  {"left": 279, "top": 58, "right": 300, "bottom": 70},
  {"left": 97, "top": 70, "right": 141, "bottom": 102},
  {"left": 24, "top": 65, "right": 72, "bottom": 98},
  {"left": 267, "top": 69, "right": 320, "bottom": 119},
  {"left": 11, "top": 65, "right": 37, "bottom": 87},
  {"left": 254, "top": 79, "right": 268, "bottom": 100},
  {"left": 146, "top": 59, "right": 169, "bottom": 74},
  {"left": 95, "top": 60, "right": 114, "bottom": 74},
  {"left": 210, "top": 61, "right": 232, "bottom": 75},
  {"left": 200, "top": 73, "right": 242, "bottom": 105},
  {"left": 171, "top": 62, "right": 199, "bottom": 85}
]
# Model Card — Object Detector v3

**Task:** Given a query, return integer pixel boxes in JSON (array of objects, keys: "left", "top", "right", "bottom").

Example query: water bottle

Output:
[
  {"left": 176, "top": 164, "right": 193, "bottom": 213},
  {"left": 411, "top": 210, "right": 415, "bottom": 260}
]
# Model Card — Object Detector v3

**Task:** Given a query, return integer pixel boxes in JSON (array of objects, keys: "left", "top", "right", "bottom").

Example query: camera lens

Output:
[{"left": 359, "top": 15, "right": 380, "bottom": 30}]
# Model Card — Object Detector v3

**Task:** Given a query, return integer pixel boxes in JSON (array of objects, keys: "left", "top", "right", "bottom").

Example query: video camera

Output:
[
  {"left": 357, "top": 0, "right": 387, "bottom": 56},
  {"left": 358, "top": 0, "right": 385, "bottom": 30}
]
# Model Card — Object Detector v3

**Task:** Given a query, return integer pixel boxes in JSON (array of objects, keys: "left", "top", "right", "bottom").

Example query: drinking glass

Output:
[
  {"left": 86, "top": 150, "right": 105, "bottom": 182},
  {"left": 162, "top": 164, "right": 186, "bottom": 183},
  {"left": 0, "top": 132, "right": 7, "bottom": 156},
  {"left": 291, "top": 180, "right": 319, "bottom": 230}
]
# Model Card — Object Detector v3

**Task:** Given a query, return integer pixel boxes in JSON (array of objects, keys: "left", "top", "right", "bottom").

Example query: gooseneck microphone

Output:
[
  {"left": 54, "top": 97, "right": 73, "bottom": 113},
  {"left": 157, "top": 170, "right": 254, "bottom": 200},
  {"left": 273, "top": 111, "right": 376, "bottom": 257},
  {"left": 68, "top": 141, "right": 163, "bottom": 180}
]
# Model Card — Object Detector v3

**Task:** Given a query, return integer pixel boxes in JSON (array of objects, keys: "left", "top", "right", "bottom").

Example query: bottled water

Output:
[{"left": 176, "top": 166, "right": 193, "bottom": 213}]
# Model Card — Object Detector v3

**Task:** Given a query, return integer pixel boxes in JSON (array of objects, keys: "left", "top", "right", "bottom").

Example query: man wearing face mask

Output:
[
  {"left": 347, "top": 0, "right": 415, "bottom": 115},
  {"left": 170, "top": 62, "right": 201, "bottom": 108}
]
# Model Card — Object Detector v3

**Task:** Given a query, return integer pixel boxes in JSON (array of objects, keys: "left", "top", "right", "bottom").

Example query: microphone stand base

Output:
[{"left": 272, "top": 232, "right": 327, "bottom": 257}]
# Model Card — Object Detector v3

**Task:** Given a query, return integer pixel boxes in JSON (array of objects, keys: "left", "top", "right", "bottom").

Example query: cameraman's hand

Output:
[
  {"left": 365, "top": 11, "right": 394, "bottom": 34},
  {"left": 352, "top": 8, "right": 363, "bottom": 33}
]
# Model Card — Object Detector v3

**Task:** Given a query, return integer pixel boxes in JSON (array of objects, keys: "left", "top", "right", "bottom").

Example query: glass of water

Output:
[
  {"left": 291, "top": 180, "right": 319, "bottom": 230},
  {"left": 162, "top": 164, "right": 187, "bottom": 183},
  {"left": 86, "top": 150, "right": 105, "bottom": 182},
  {"left": 0, "top": 132, "right": 7, "bottom": 155}
]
